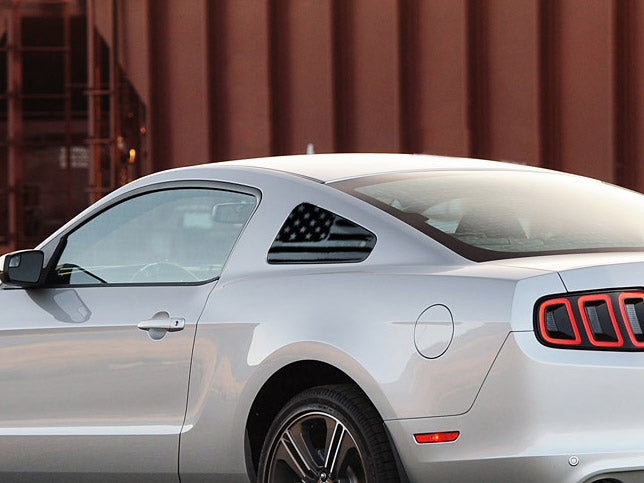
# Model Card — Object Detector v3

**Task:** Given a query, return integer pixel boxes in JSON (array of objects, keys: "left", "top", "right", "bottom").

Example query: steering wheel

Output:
[{"left": 130, "top": 262, "right": 199, "bottom": 283}]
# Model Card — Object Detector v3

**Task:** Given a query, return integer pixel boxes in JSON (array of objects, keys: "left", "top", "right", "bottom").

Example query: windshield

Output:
[{"left": 331, "top": 170, "right": 644, "bottom": 261}]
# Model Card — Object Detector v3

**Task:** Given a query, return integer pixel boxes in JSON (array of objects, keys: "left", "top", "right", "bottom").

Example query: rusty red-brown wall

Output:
[{"left": 112, "top": 0, "right": 644, "bottom": 191}]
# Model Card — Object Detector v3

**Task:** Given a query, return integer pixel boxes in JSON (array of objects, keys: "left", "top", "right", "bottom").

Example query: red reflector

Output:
[{"left": 414, "top": 431, "right": 460, "bottom": 444}]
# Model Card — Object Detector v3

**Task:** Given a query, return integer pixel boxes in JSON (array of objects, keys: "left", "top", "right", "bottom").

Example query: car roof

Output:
[{"left": 218, "top": 153, "right": 542, "bottom": 183}]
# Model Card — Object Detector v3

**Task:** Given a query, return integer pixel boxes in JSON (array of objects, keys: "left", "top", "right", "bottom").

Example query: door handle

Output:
[
  {"left": 138, "top": 311, "right": 185, "bottom": 337},
  {"left": 138, "top": 317, "right": 185, "bottom": 332}
]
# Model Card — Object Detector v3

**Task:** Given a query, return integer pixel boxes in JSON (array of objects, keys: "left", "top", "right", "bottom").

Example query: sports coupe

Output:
[{"left": 1, "top": 153, "right": 644, "bottom": 483}]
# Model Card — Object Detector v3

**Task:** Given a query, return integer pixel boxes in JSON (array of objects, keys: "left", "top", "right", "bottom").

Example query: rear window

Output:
[{"left": 331, "top": 170, "right": 644, "bottom": 262}]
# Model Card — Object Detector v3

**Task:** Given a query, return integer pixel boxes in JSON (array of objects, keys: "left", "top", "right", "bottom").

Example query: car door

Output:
[{"left": 0, "top": 185, "right": 257, "bottom": 481}]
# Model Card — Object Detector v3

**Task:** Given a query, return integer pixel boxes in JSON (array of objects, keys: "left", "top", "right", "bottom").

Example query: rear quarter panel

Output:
[
  {"left": 175, "top": 168, "right": 566, "bottom": 478},
  {"left": 179, "top": 265, "right": 565, "bottom": 477}
]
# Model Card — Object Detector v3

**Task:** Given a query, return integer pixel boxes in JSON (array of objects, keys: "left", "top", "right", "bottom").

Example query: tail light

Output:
[
  {"left": 619, "top": 293, "right": 644, "bottom": 347},
  {"left": 535, "top": 290, "right": 644, "bottom": 350},
  {"left": 538, "top": 299, "right": 580, "bottom": 345}
]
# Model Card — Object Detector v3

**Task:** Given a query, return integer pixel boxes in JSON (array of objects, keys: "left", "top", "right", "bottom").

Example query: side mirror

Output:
[{"left": 0, "top": 250, "right": 44, "bottom": 287}]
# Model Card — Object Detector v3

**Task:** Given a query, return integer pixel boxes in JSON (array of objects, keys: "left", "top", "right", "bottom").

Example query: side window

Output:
[
  {"left": 51, "top": 188, "right": 256, "bottom": 285},
  {"left": 268, "top": 203, "right": 376, "bottom": 263}
]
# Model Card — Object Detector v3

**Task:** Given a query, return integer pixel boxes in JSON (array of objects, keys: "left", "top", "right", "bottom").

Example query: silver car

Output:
[{"left": 2, "top": 153, "right": 644, "bottom": 482}]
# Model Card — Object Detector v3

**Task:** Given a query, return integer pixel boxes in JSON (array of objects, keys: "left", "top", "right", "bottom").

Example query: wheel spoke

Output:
[
  {"left": 323, "top": 419, "right": 347, "bottom": 475},
  {"left": 330, "top": 432, "right": 362, "bottom": 480},
  {"left": 274, "top": 428, "right": 318, "bottom": 480}
]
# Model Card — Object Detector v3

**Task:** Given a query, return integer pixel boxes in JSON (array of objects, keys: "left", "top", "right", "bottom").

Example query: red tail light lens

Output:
[
  {"left": 577, "top": 294, "right": 623, "bottom": 347},
  {"left": 538, "top": 298, "right": 580, "bottom": 345},
  {"left": 618, "top": 292, "right": 644, "bottom": 347},
  {"left": 536, "top": 289, "right": 644, "bottom": 350}
]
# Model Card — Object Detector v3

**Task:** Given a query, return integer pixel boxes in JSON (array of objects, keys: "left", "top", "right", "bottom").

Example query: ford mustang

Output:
[{"left": 1, "top": 153, "right": 644, "bottom": 482}]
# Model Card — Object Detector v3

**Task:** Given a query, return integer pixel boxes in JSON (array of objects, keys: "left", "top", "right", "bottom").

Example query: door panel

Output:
[
  {"left": 0, "top": 283, "right": 214, "bottom": 481},
  {"left": 0, "top": 185, "right": 257, "bottom": 479}
]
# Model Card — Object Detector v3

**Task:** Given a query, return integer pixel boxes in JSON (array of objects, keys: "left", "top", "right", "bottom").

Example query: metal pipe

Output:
[
  {"left": 63, "top": 1, "right": 72, "bottom": 219},
  {"left": 86, "top": 0, "right": 98, "bottom": 203},
  {"left": 109, "top": 0, "right": 119, "bottom": 192},
  {"left": 7, "top": 1, "right": 22, "bottom": 249}
]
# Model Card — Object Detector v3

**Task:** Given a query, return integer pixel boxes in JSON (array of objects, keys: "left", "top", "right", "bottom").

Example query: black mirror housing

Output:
[{"left": 0, "top": 250, "right": 44, "bottom": 287}]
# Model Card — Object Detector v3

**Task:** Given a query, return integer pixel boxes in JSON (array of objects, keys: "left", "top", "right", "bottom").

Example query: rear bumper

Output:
[{"left": 386, "top": 332, "right": 644, "bottom": 482}]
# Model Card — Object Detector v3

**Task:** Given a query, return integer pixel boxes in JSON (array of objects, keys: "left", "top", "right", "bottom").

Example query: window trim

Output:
[{"left": 40, "top": 180, "right": 260, "bottom": 288}]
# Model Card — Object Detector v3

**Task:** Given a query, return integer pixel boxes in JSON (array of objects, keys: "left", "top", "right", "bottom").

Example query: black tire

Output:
[{"left": 257, "top": 384, "right": 399, "bottom": 482}]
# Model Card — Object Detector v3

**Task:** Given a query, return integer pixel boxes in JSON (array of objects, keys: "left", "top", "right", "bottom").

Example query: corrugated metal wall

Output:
[{"left": 113, "top": 0, "right": 644, "bottom": 190}]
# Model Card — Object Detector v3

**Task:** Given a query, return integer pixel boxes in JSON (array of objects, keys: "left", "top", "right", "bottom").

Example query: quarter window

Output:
[
  {"left": 268, "top": 203, "right": 376, "bottom": 263},
  {"left": 51, "top": 188, "right": 256, "bottom": 285}
]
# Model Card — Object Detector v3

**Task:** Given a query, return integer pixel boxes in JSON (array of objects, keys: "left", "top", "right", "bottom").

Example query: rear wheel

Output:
[{"left": 257, "top": 384, "right": 399, "bottom": 482}]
